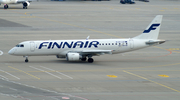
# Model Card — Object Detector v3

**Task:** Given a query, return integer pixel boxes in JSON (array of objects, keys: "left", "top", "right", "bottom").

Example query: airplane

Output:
[
  {"left": 8, "top": 15, "right": 165, "bottom": 63},
  {"left": 0, "top": 0, "right": 31, "bottom": 9}
]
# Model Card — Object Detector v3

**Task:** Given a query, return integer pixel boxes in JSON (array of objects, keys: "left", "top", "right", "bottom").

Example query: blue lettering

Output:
[
  {"left": 52, "top": 42, "right": 62, "bottom": 49},
  {"left": 88, "top": 41, "right": 99, "bottom": 48},
  {"left": 39, "top": 42, "right": 49, "bottom": 49},
  {"left": 48, "top": 42, "right": 53, "bottom": 49},
  {"left": 84, "top": 41, "right": 89, "bottom": 48},
  {"left": 73, "top": 41, "right": 84, "bottom": 48},
  {"left": 63, "top": 42, "right": 73, "bottom": 48},
  {"left": 116, "top": 41, "right": 128, "bottom": 46},
  {"left": 39, "top": 41, "right": 100, "bottom": 49}
]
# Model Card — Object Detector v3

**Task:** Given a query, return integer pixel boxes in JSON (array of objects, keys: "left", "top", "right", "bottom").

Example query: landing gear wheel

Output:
[
  {"left": 23, "top": 6, "right": 27, "bottom": 9},
  {"left": 25, "top": 59, "right": 28, "bottom": 63},
  {"left": 81, "top": 58, "right": 87, "bottom": 61},
  {"left": 88, "top": 58, "right": 94, "bottom": 63},
  {"left": 4, "top": 5, "right": 8, "bottom": 9},
  {"left": 24, "top": 56, "right": 29, "bottom": 63}
]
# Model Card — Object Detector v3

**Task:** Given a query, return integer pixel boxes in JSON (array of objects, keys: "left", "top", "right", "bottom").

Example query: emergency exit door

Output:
[
  {"left": 30, "top": 42, "right": 35, "bottom": 52},
  {"left": 129, "top": 39, "right": 134, "bottom": 49}
]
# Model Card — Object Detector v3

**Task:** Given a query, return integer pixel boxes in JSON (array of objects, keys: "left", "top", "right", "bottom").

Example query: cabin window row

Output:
[{"left": 99, "top": 43, "right": 121, "bottom": 46}]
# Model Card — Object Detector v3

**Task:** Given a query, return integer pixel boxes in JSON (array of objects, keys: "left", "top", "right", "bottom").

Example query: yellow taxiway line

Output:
[
  {"left": 123, "top": 70, "right": 180, "bottom": 93},
  {"left": 8, "top": 66, "right": 40, "bottom": 80}
]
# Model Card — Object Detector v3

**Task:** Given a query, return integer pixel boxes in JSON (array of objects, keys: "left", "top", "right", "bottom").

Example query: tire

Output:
[
  {"left": 23, "top": 6, "right": 27, "bottom": 9},
  {"left": 88, "top": 58, "right": 94, "bottom": 63},
  {"left": 4, "top": 5, "right": 7, "bottom": 9},
  {"left": 25, "top": 59, "right": 28, "bottom": 63},
  {"left": 81, "top": 58, "right": 87, "bottom": 61}
]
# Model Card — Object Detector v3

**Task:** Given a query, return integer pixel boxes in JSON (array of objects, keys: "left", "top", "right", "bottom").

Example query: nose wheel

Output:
[
  {"left": 24, "top": 56, "right": 29, "bottom": 63},
  {"left": 25, "top": 59, "right": 28, "bottom": 63}
]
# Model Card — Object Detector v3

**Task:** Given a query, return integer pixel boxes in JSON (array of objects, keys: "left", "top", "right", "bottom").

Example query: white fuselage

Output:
[
  {"left": 0, "top": 0, "right": 18, "bottom": 4},
  {"left": 8, "top": 38, "right": 149, "bottom": 57}
]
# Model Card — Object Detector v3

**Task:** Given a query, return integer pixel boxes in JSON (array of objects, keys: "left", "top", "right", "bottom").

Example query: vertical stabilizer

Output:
[{"left": 133, "top": 15, "right": 163, "bottom": 39}]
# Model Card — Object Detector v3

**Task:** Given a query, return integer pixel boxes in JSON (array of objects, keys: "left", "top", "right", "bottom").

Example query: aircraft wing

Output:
[{"left": 72, "top": 50, "right": 112, "bottom": 56}]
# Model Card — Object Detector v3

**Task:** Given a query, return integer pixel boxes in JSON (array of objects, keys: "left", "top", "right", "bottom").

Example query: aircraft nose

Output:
[{"left": 8, "top": 48, "right": 16, "bottom": 55}]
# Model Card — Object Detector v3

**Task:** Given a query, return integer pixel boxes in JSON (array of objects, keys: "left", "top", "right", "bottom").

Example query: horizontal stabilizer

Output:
[{"left": 146, "top": 40, "right": 166, "bottom": 45}]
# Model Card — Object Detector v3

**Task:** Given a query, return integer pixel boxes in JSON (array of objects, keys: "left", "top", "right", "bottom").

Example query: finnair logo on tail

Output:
[{"left": 143, "top": 24, "right": 160, "bottom": 33}]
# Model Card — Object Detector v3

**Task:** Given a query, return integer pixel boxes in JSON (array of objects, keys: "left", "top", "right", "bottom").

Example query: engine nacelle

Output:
[
  {"left": 23, "top": 1, "right": 30, "bottom": 7},
  {"left": 66, "top": 53, "right": 81, "bottom": 61}
]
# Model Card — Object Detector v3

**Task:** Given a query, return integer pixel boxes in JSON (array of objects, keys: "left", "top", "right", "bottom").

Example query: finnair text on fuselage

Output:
[
  {"left": 39, "top": 41, "right": 99, "bottom": 49},
  {"left": 38, "top": 40, "right": 128, "bottom": 49}
]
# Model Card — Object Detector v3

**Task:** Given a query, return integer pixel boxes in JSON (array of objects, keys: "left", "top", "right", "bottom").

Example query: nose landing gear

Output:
[{"left": 24, "top": 56, "right": 29, "bottom": 63}]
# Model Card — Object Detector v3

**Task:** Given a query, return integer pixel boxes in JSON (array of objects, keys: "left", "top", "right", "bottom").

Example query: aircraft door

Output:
[
  {"left": 30, "top": 42, "right": 35, "bottom": 52},
  {"left": 129, "top": 39, "right": 134, "bottom": 49}
]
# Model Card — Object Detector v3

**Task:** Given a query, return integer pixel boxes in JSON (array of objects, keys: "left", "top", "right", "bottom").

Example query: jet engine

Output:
[
  {"left": 66, "top": 53, "right": 81, "bottom": 61},
  {"left": 23, "top": 1, "right": 30, "bottom": 9}
]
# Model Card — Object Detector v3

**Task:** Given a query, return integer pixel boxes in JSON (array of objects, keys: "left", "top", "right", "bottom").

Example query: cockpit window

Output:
[
  {"left": 16, "top": 44, "right": 19, "bottom": 47},
  {"left": 20, "top": 44, "right": 24, "bottom": 47},
  {"left": 16, "top": 44, "right": 24, "bottom": 47}
]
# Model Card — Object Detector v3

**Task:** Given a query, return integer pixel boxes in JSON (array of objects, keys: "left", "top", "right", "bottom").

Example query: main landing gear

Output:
[
  {"left": 24, "top": 56, "right": 29, "bottom": 63},
  {"left": 88, "top": 58, "right": 94, "bottom": 63},
  {"left": 23, "top": 6, "right": 27, "bottom": 9},
  {"left": 4, "top": 4, "right": 8, "bottom": 9},
  {"left": 81, "top": 56, "right": 94, "bottom": 63},
  {"left": 81, "top": 57, "right": 87, "bottom": 61}
]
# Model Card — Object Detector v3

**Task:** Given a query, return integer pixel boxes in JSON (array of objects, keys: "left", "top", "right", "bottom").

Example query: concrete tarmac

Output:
[{"left": 0, "top": 0, "right": 180, "bottom": 100}]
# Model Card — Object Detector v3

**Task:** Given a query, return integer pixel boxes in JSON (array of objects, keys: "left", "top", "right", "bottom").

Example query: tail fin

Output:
[{"left": 133, "top": 15, "right": 163, "bottom": 39}]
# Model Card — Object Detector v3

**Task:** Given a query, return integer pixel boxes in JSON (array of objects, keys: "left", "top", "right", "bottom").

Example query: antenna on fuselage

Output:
[{"left": 86, "top": 36, "right": 90, "bottom": 40}]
